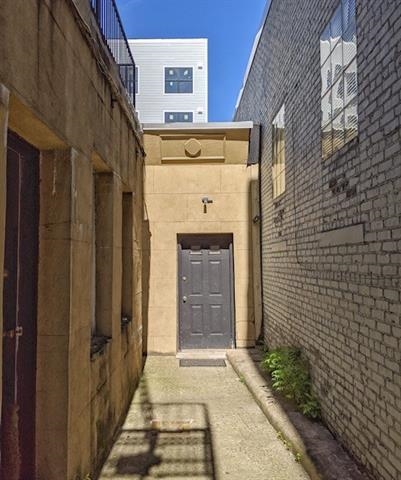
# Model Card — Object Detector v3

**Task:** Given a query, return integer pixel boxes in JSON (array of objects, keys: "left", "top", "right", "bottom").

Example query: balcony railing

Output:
[{"left": 90, "top": 0, "right": 136, "bottom": 106}]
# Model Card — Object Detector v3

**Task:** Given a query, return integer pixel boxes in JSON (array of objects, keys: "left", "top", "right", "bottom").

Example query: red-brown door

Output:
[{"left": 1, "top": 132, "right": 39, "bottom": 480}]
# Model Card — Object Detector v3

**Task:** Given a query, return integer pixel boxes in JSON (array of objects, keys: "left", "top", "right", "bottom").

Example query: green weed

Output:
[
  {"left": 261, "top": 347, "right": 321, "bottom": 419},
  {"left": 294, "top": 452, "right": 302, "bottom": 463},
  {"left": 276, "top": 431, "right": 303, "bottom": 463}
]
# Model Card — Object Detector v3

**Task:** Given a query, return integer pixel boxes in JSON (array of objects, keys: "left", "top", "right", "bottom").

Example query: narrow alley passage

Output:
[{"left": 99, "top": 357, "right": 309, "bottom": 480}]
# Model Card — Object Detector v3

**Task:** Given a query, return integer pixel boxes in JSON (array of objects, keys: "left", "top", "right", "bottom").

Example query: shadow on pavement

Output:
[{"left": 100, "top": 364, "right": 217, "bottom": 479}]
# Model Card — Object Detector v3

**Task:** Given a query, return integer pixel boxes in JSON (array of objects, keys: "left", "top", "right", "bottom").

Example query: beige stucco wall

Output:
[
  {"left": 143, "top": 128, "right": 261, "bottom": 353},
  {"left": 0, "top": 1, "right": 143, "bottom": 478}
]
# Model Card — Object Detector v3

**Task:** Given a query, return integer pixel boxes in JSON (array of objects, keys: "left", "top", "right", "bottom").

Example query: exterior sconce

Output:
[{"left": 202, "top": 197, "right": 213, "bottom": 213}]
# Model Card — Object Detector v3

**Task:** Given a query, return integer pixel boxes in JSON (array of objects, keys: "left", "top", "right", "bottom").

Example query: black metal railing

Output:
[{"left": 90, "top": 0, "right": 136, "bottom": 106}]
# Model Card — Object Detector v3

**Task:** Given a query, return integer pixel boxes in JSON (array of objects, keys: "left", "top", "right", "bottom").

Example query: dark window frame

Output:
[
  {"left": 164, "top": 112, "right": 194, "bottom": 123},
  {"left": 164, "top": 67, "right": 193, "bottom": 94}
]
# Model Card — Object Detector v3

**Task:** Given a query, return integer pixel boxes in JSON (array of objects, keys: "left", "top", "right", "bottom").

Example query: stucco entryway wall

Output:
[{"left": 143, "top": 123, "right": 262, "bottom": 354}]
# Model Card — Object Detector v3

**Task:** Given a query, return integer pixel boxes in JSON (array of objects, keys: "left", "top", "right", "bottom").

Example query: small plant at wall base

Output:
[{"left": 261, "top": 347, "right": 321, "bottom": 419}]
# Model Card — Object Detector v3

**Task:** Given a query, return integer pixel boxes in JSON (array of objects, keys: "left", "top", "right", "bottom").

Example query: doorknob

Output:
[{"left": 182, "top": 296, "right": 188, "bottom": 303}]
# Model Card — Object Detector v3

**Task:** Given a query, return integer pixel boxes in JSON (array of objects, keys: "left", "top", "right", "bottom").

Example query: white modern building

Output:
[{"left": 128, "top": 38, "right": 208, "bottom": 123}]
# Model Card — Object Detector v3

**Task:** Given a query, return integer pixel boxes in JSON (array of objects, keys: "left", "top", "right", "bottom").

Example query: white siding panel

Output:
[{"left": 129, "top": 39, "right": 208, "bottom": 123}]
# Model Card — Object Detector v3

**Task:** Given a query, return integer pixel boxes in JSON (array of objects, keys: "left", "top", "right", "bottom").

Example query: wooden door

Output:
[{"left": 1, "top": 132, "right": 39, "bottom": 480}]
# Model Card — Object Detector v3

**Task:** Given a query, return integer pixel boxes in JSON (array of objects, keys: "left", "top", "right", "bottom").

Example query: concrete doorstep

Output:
[{"left": 226, "top": 348, "right": 371, "bottom": 480}]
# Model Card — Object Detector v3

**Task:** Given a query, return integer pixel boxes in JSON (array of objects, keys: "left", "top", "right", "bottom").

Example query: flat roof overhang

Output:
[{"left": 142, "top": 121, "right": 253, "bottom": 134}]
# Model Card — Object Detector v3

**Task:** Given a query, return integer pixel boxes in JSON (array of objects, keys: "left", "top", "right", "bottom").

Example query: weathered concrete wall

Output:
[
  {"left": 0, "top": 0, "right": 141, "bottom": 178},
  {"left": 143, "top": 126, "right": 261, "bottom": 353},
  {"left": 0, "top": 0, "right": 143, "bottom": 478},
  {"left": 235, "top": 1, "right": 401, "bottom": 479}
]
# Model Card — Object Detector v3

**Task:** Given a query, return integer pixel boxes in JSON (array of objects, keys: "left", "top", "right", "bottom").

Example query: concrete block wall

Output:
[{"left": 235, "top": 1, "right": 401, "bottom": 479}]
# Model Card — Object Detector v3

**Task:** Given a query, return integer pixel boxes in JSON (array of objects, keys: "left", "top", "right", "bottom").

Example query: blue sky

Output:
[{"left": 116, "top": 0, "right": 268, "bottom": 121}]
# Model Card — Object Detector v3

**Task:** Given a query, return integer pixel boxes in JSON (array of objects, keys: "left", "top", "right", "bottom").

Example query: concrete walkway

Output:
[
  {"left": 226, "top": 349, "right": 369, "bottom": 480},
  {"left": 99, "top": 356, "right": 309, "bottom": 480}
]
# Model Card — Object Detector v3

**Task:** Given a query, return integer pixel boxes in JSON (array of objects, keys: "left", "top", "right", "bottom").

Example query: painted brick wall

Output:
[{"left": 235, "top": 1, "right": 401, "bottom": 479}]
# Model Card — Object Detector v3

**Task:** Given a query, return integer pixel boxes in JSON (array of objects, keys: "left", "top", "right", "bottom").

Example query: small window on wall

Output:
[
  {"left": 164, "top": 112, "right": 193, "bottom": 123},
  {"left": 119, "top": 64, "right": 135, "bottom": 103},
  {"left": 121, "top": 193, "right": 134, "bottom": 326},
  {"left": 165, "top": 67, "right": 193, "bottom": 93},
  {"left": 272, "top": 104, "right": 286, "bottom": 199},
  {"left": 135, "top": 66, "right": 139, "bottom": 94},
  {"left": 321, "top": 0, "right": 357, "bottom": 159}
]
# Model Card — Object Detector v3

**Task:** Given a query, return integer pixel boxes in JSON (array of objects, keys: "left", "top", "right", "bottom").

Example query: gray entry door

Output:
[{"left": 179, "top": 238, "right": 233, "bottom": 349}]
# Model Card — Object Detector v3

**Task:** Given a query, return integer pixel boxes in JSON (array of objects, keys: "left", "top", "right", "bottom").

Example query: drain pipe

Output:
[{"left": 257, "top": 126, "right": 264, "bottom": 344}]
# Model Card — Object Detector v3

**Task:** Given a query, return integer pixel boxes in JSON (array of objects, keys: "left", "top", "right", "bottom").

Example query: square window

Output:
[
  {"left": 165, "top": 67, "right": 193, "bottom": 94},
  {"left": 321, "top": 0, "right": 357, "bottom": 158},
  {"left": 164, "top": 112, "right": 193, "bottom": 123},
  {"left": 272, "top": 104, "right": 286, "bottom": 199},
  {"left": 119, "top": 64, "right": 135, "bottom": 103}
]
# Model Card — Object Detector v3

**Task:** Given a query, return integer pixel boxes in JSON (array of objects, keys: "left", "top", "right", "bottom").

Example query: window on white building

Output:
[
  {"left": 164, "top": 112, "right": 193, "bottom": 123},
  {"left": 135, "top": 66, "right": 139, "bottom": 94},
  {"left": 320, "top": 0, "right": 357, "bottom": 159},
  {"left": 119, "top": 64, "right": 136, "bottom": 103},
  {"left": 165, "top": 67, "right": 193, "bottom": 93}
]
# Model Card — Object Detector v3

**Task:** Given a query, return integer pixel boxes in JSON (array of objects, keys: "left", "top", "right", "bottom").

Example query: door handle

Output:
[
  {"left": 182, "top": 296, "right": 188, "bottom": 303},
  {"left": 3, "top": 326, "right": 23, "bottom": 339}
]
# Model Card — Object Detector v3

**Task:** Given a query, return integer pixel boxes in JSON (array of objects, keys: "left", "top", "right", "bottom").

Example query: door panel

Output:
[
  {"left": 179, "top": 236, "right": 233, "bottom": 349},
  {"left": 210, "top": 305, "right": 223, "bottom": 334},
  {"left": 190, "top": 259, "right": 203, "bottom": 294},
  {"left": 209, "top": 260, "right": 222, "bottom": 294},
  {"left": 1, "top": 132, "right": 39, "bottom": 480},
  {"left": 190, "top": 305, "right": 203, "bottom": 334}
]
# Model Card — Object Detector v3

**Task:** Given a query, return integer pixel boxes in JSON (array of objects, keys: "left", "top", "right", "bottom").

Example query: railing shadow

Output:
[{"left": 99, "top": 369, "right": 217, "bottom": 479}]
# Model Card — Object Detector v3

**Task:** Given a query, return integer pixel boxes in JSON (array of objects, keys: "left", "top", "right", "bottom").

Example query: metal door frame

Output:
[{"left": 177, "top": 234, "right": 236, "bottom": 351}]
